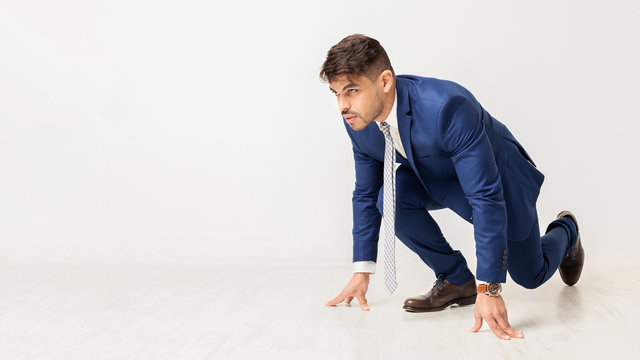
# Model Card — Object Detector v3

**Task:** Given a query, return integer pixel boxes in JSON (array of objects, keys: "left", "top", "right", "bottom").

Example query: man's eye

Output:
[{"left": 348, "top": 89, "right": 358, "bottom": 94}]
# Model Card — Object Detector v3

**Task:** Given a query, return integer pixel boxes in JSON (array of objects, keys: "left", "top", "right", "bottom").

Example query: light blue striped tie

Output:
[{"left": 380, "top": 121, "right": 397, "bottom": 294}]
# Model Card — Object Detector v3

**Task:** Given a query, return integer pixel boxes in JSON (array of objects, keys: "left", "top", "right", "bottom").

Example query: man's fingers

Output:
[
  {"left": 495, "top": 314, "right": 524, "bottom": 338},
  {"left": 469, "top": 312, "right": 483, "bottom": 332},
  {"left": 325, "top": 294, "right": 346, "bottom": 306},
  {"left": 344, "top": 296, "right": 354, "bottom": 304},
  {"left": 486, "top": 317, "right": 511, "bottom": 340},
  {"left": 355, "top": 294, "right": 370, "bottom": 311},
  {"left": 504, "top": 326, "right": 524, "bottom": 339}
]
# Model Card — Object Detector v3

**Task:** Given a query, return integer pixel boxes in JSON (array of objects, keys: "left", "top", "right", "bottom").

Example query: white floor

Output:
[{"left": 1, "top": 261, "right": 639, "bottom": 359}]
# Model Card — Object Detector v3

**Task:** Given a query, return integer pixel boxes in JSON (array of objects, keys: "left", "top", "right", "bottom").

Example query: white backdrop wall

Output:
[{"left": 1, "top": 1, "right": 639, "bottom": 270}]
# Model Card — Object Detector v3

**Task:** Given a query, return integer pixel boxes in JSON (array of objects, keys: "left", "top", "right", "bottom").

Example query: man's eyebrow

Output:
[{"left": 329, "top": 83, "right": 359, "bottom": 93}]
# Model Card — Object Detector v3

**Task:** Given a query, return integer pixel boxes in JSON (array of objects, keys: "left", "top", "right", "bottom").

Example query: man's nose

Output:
[{"left": 338, "top": 97, "right": 350, "bottom": 113}]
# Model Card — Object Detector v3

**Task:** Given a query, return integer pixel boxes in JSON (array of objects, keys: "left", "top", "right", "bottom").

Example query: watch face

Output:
[{"left": 487, "top": 282, "right": 502, "bottom": 295}]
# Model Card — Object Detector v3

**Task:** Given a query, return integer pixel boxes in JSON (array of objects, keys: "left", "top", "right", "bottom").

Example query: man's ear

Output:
[{"left": 380, "top": 70, "right": 394, "bottom": 93}]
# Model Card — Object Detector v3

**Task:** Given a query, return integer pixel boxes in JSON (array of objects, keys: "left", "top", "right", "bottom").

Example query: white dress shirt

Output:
[{"left": 353, "top": 88, "right": 406, "bottom": 274}]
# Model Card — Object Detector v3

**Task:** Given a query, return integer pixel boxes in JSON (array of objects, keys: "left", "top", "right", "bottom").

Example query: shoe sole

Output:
[
  {"left": 402, "top": 293, "right": 477, "bottom": 313},
  {"left": 557, "top": 210, "right": 584, "bottom": 286}
]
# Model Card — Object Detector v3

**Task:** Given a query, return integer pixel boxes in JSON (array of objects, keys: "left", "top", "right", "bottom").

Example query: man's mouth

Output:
[{"left": 344, "top": 115, "right": 357, "bottom": 124}]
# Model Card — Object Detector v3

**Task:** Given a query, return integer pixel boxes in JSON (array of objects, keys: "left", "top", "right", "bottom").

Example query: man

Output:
[{"left": 321, "top": 34, "right": 584, "bottom": 340}]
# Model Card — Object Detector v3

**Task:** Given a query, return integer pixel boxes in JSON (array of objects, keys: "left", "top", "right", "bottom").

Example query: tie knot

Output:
[{"left": 380, "top": 121, "right": 392, "bottom": 137}]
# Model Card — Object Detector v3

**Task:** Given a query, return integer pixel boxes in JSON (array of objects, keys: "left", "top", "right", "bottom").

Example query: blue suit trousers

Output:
[{"left": 376, "top": 165, "right": 578, "bottom": 288}]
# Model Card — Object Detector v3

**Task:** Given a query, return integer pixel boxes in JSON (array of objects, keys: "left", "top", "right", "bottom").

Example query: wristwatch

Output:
[{"left": 477, "top": 282, "right": 502, "bottom": 297}]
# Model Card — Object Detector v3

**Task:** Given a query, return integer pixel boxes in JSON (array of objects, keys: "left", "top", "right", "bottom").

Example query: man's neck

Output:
[{"left": 376, "top": 84, "right": 396, "bottom": 123}]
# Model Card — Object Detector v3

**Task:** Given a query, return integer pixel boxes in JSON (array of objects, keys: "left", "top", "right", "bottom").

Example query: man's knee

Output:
[
  {"left": 509, "top": 271, "right": 542, "bottom": 290},
  {"left": 376, "top": 165, "right": 434, "bottom": 215}
]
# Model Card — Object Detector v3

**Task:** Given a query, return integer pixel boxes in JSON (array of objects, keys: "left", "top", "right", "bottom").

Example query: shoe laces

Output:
[{"left": 432, "top": 274, "right": 446, "bottom": 291}]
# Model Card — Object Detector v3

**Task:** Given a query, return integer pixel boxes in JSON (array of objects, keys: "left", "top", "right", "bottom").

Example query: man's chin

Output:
[{"left": 349, "top": 121, "right": 368, "bottom": 131}]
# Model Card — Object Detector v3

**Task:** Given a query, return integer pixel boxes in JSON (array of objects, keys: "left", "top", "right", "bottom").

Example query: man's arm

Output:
[
  {"left": 438, "top": 95, "right": 523, "bottom": 340},
  {"left": 437, "top": 95, "right": 507, "bottom": 283},
  {"left": 350, "top": 144, "right": 383, "bottom": 265},
  {"left": 326, "top": 135, "right": 382, "bottom": 310}
]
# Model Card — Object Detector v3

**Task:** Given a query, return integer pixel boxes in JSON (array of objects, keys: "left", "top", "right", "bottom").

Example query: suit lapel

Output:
[
  {"left": 396, "top": 77, "right": 416, "bottom": 172},
  {"left": 395, "top": 76, "right": 432, "bottom": 197}
]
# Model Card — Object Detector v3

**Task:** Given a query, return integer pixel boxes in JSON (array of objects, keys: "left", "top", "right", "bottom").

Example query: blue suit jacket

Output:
[{"left": 343, "top": 75, "right": 545, "bottom": 282}]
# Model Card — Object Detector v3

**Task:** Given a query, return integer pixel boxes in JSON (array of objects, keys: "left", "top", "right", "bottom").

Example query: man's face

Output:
[{"left": 329, "top": 73, "right": 385, "bottom": 131}]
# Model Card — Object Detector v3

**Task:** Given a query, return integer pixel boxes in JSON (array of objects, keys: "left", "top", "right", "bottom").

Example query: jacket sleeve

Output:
[
  {"left": 437, "top": 95, "right": 508, "bottom": 283},
  {"left": 349, "top": 142, "right": 384, "bottom": 263}
]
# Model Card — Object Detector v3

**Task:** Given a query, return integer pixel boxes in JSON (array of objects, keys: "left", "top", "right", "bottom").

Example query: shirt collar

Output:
[{"left": 376, "top": 87, "right": 398, "bottom": 129}]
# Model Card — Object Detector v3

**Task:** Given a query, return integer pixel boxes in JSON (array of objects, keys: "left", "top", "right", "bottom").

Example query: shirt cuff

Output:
[{"left": 353, "top": 261, "right": 376, "bottom": 273}]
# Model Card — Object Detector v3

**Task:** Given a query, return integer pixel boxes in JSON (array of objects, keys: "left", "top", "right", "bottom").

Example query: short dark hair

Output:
[{"left": 319, "top": 34, "right": 395, "bottom": 83}]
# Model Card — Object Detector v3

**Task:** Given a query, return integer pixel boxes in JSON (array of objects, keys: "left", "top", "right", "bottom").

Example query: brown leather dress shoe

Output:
[
  {"left": 403, "top": 276, "right": 477, "bottom": 312},
  {"left": 557, "top": 211, "right": 584, "bottom": 286}
]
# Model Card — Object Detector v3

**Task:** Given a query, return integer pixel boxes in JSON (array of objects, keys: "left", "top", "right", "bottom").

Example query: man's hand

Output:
[
  {"left": 470, "top": 293, "right": 524, "bottom": 340},
  {"left": 325, "top": 272, "right": 370, "bottom": 311}
]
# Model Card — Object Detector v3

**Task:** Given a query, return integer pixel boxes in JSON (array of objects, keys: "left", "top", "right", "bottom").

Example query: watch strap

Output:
[{"left": 477, "top": 282, "right": 502, "bottom": 296}]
